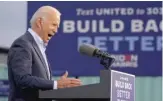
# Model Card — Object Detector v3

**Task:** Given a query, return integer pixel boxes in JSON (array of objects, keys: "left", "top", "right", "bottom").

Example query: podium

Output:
[{"left": 39, "top": 70, "right": 135, "bottom": 101}]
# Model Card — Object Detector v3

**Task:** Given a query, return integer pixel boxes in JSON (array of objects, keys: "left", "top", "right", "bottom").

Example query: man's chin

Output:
[
  {"left": 48, "top": 37, "right": 52, "bottom": 41},
  {"left": 46, "top": 38, "right": 51, "bottom": 42},
  {"left": 45, "top": 40, "right": 49, "bottom": 43},
  {"left": 43, "top": 39, "right": 49, "bottom": 44}
]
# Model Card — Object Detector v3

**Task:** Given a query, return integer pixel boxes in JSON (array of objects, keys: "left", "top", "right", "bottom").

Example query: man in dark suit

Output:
[{"left": 7, "top": 6, "right": 82, "bottom": 101}]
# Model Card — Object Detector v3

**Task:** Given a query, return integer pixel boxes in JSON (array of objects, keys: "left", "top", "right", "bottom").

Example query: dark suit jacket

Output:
[{"left": 7, "top": 31, "right": 54, "bottom": 101}]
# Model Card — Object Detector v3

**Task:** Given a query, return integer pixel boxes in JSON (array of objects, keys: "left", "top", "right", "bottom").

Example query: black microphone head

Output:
[{"left": 78, "top": 43, "right": 98, "bottom": 57}]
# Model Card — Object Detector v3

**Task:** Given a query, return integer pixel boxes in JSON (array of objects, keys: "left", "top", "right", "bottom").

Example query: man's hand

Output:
[{"left": 57, "top": 71, "right": 82, "bottom": 88}]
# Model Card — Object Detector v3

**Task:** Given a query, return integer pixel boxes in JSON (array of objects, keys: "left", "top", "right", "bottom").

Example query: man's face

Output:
[{"left": 40, "top": 13, "right": 60, "bottom": 43}]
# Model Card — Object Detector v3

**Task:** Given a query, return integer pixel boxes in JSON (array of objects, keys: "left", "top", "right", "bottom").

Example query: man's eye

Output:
[{"left": 53, "top": 24, "right": 57, "bottom": 26}]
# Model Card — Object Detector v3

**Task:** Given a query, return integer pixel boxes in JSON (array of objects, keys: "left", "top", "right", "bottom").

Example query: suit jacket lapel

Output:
[{"left": 26, "top": 32, "right": 49, "bottom": 79}]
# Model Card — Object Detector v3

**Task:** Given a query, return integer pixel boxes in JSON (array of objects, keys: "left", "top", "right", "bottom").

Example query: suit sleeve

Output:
[{"left": 8, "top": 40, "right": 54, "bottom": 90}]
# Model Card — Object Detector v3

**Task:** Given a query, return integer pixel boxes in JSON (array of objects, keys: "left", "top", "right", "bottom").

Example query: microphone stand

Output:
[
  {"left": 100, "top": 56, "right": 115, "bottom": 70},
  {"left": 94, "top": 50, "right": 115, "bottom": 70}
]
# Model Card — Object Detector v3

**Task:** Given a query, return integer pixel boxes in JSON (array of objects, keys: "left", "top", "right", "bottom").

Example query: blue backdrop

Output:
[{"left": 28, "top": 1, "right": 162, "bottom": 76}]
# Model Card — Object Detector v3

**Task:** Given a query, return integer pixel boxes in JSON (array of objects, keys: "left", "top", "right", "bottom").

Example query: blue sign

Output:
[
  {"left": 0, "top": 80, "right": 9, "bottom": 96},
  {"left": 28, "top": 1, "right": 162, "bottom": 76},
  {"left": 111, "top": 70, "right": 135, "bottom": 101}
]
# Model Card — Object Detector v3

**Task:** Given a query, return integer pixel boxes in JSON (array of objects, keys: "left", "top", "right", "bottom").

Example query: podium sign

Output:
[{"left": 111, "top": 70, "right": 135, "bottom": 101}]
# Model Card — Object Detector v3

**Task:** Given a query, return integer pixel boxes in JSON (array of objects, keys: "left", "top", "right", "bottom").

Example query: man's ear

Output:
[
  {"left": 35, "top": 18, "right": 40, "bottom": 28},
  {"left": 36, "top": 18, "right": 43, "bottom": 29},
  {"left": 40, "top": 18, "right": 44, "bottom": 25}
]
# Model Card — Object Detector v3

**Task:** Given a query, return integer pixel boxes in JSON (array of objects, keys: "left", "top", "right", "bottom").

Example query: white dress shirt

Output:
[{"left": 28, "top": 28, "right": 57, "bottom": 89}]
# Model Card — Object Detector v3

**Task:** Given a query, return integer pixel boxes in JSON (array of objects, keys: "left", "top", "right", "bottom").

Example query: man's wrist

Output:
[{"left": 53, "top": 81, "right": 58, "bottom": 89}]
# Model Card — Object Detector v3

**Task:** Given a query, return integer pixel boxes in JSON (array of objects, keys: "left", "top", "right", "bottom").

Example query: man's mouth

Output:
[
  {"left": 48, "top": 34, "right": 53, "bottom": 37},
  {"left": 47, "top": 34, "right": 53, "bottom": 40}
]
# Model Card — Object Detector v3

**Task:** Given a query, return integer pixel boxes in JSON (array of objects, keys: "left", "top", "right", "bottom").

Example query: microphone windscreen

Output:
[{"left": 78, "top": 43, "right": 97, "bottom": 57}]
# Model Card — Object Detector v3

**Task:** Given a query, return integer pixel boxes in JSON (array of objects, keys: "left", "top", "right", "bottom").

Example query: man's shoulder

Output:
[
  {"left": 7, "top": 32, "right": 33, "bottom": 65},
  {"left": 11, "top": 31, "right": 33, "bottom": 48}
]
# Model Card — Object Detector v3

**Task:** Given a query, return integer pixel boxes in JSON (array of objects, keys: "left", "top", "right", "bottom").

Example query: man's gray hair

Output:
[{"left": 30, "top": 6, "right": 61, "bottom": 27}]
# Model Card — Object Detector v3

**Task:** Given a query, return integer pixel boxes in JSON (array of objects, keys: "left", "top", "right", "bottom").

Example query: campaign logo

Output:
[{"left": 111, "top": 54, "right": 138, "bottom": 68}]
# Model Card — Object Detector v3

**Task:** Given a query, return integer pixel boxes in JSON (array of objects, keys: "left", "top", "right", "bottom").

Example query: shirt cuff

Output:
[{"left": 53, "top": 81, "right": 58, "bottom": 89}]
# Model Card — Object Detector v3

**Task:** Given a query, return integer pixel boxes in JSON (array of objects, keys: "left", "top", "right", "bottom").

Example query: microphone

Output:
[
  {"left": 78, "top": 43, "right": 115, "bottom": 69},
  {"left": 78, "top": 43, "right": 112, "bottom": 59}
]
